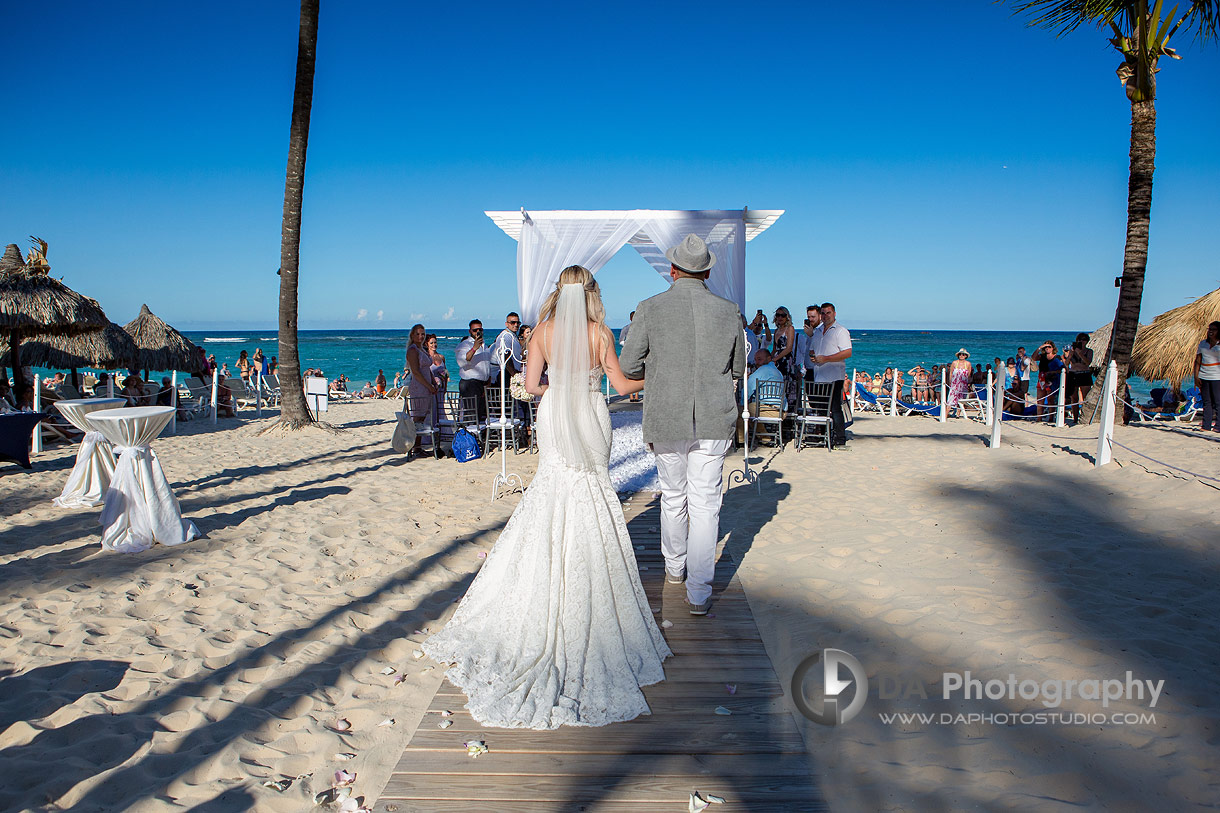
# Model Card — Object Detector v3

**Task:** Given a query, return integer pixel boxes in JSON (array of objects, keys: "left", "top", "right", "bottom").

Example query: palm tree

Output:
[
  {"left": 1010, "top": 0, "right": 1218, "bottom": 422},
  {"left": 276, "top": 0, "right": 320, "bottom": 429}
]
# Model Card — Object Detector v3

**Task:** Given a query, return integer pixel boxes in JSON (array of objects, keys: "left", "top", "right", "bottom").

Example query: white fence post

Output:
[
  {"left": 256, "top": 370, "right": 263, "bottom": 418},
  {"left": 170, "top": 371, "right": 178, "bottom": 434},
  {"left": 938, "top": 367, "right": 947, "bottom": 423},
  {"left": 1055, "top": 368, "right": 1067, "bottom": 427},
  {"left": 32, "top": 374, "right": 43, "bottom": 453},
  {"left": 210, "top": 368, "right": 219, "bottom": 425},
  {"left": 990, "top": 367, "right": 1003, "bottom": 449},
  {"left": 850, "top": 367, "right": 857, "bottom": 413},
  {"left": 985, "top": 370, "right": 994, "bottom": 425},
  {"left": 889, "top": 372, "right": 898, "bottom": 417},
  {"left": 1095, "top": 361, "right": 1117, "bottom": 467}
]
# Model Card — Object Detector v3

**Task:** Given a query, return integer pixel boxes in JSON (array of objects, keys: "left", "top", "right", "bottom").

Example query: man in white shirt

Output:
[
  {"left": 456, "top": 319, "right": 492, "bottom": 419},
  {"left": 810, "top": 302, "right": 852, "bottom": 448},
  {"left": 490, "top": 312, "right": 523, "bottom": 381}
]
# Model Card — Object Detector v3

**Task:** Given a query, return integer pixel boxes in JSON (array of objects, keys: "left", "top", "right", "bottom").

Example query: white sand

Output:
[{"left": 1, "top": 399, "right": 1217, "bottom": 810}]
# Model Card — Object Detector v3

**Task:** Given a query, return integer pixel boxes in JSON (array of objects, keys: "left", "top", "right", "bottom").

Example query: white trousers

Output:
[{"left": 652, "top": 438, "right": 732, "bottom": 605}]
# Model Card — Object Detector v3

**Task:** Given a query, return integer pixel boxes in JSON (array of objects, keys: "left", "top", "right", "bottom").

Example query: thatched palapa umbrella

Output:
[
  {"left": 1130, "top": 287, "right": 1220, "bottom": 389},
  {"left": 0, "top": 239, "right": 109, "bottom": 389},
  {"left": 1087, "top": 321, "right": 1142, "bottom": 373},
  {"left": 1, "top": 321, "right": 136, "bottom": 388},
  {"left": 123, "top": 304, "right": 204, "bottom": 377}
]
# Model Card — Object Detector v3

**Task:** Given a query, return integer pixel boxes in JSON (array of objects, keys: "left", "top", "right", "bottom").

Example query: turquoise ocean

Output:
[
  {"left": 24, "top": 328, "right": 1153, "bottom": 400},
  {"left": 177, "top": 328, "right": 1151, "bottom": 399}
]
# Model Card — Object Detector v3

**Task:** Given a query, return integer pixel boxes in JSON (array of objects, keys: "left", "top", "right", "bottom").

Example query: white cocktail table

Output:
[
  {"left": 84, "top": 406, "right": 200, "bottom": 553},
  {"left": 52, "top": 397, "right": 126, "bottom": 508}
]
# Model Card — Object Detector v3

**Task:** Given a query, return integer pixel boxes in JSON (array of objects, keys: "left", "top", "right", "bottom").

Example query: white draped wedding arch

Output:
[{"left": 485, "top": 209, "right": 784, "bottom": 324}]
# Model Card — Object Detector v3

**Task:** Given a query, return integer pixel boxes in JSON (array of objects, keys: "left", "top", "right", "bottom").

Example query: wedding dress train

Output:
[{"left": 422, "top": 364, "right": 672, "bottom": 729}]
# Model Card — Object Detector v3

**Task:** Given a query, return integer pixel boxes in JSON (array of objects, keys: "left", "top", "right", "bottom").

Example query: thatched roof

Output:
[
  {"left": 1131, "top": 286, "right": 1220, "bottom": 387},
  {"left": 123, "top": 304, "right": 202, "bottom": 373},
  {"left": 1, "top": 321, "right": 136, "bottom": 370},
  {"left": 1087, "top": 321, "right": 1143, "bottom": 370},
  {"left": 0, "top": 242, "right": 109, "bottom": 334}
]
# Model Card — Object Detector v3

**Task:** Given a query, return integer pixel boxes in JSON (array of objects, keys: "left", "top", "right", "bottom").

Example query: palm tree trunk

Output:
[
  {"left": 276, "top": 0, "right": 320, "bottom": 428},
  {"left": 1084, "top": 98, "right": 1155, "bottom": 423}
]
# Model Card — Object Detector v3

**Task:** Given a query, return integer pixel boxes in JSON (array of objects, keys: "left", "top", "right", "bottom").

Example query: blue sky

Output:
[{"left": 2, "top": 0, "right": 1217, "bottom": 332}]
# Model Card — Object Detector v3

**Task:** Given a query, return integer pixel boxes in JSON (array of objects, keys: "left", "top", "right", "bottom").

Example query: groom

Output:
[{"left": 621, "top": 234, "right": 745, "bottom": 615}]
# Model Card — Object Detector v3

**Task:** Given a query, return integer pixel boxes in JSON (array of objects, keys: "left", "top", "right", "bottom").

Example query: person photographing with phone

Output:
[{"left": 457, "top": 319, "right": 492, "bottom": 421}]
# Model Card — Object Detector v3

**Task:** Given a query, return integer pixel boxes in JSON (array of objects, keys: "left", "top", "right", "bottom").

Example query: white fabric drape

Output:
[
  {"left": 52, "top": 398, "right": 126, "bottom": 508},
  {"left": 517, "top": 214, "right": 644, "bottom": 325},
  {"left": 630, "top": 212, "right": 746, "bottom": 313},
  {"left": 512, "top": 210, "right": 751, "bottom": 323},
  {"left": 86, "top": 406, "right": 200, "bottom": 553}
]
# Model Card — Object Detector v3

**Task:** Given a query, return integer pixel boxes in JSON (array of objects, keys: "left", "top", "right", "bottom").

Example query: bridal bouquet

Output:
[{"left": 509, "top": 373, "right": 531, "bottom": 402}]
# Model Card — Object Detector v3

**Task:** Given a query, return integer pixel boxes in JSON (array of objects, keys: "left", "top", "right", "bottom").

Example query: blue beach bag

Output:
[{"left": 452, "top": 426, "right": 482, "bottom": 462}]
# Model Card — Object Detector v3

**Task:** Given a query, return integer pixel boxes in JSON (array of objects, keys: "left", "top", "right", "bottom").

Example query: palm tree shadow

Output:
[{"left": 0, "top": 519, "right": 503, "bottom": 812}]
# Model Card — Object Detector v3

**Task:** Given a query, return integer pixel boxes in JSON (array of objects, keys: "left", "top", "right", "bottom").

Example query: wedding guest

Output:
[
  {"left": 426, "top": 333, "right": 449, "bottom": 417},
  {"left": 748, "top": 309, "right": 771, "bottom": 346},
  {"left": 1194, "top": 320, "right": 1220, "bottom": 432},
  {"left": 738, "top": 349, "right": 784, "bottom": 445},
  {"left": 269, "top": 356, "right": 278, "bottom": 376},
  {"left": 375, "top": 369, "right": 387, "bottom": 397},
  {"left": 1063, "top": 332, "right": 1095, "bottom": 424},
  {"left": 491, "top": 312, "right": 523, "bottom": 380},
  {"left": 456, "top": 319, "right": 491, "bottom": 420},
  {"left": 809, "top": 302, "right": 852, "bottom": 448},
  {"left": 796, "top": 305, "right": 819, "bottom": 382},
  {"left": 770, "top": 306, "right": 799, "bottom": 407},
  {"left": 405, "top": 323, "right": 436, "bottom": 457}
]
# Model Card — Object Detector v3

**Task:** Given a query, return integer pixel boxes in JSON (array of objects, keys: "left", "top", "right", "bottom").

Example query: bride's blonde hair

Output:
[{"left": 538, "top": 265, "right": 606, "bottom": 327}]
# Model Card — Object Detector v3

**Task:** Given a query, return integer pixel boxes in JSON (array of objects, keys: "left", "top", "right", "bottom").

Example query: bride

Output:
[{"left": 422, "top": 266, "right": 671, "bottom": 729}]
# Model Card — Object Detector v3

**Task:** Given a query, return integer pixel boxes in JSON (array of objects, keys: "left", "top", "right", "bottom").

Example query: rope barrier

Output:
[
  {"left": 999, "top": 420, "right": 1087, "bottom": 441},
  {"left": 1108, "top": 438, "right": 1220, "bottom": 485}
]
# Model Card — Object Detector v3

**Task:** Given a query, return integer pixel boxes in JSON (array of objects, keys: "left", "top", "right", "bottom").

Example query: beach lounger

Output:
[
  {"left": 1132, "top": 388, "right": 1201, "bottom": 424},
  {"left": 853, "top": 383, "right": 887, "bottom": 414}
]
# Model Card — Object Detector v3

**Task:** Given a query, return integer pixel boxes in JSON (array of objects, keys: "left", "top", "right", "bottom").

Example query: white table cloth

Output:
[
  {"left": 52, "top": 398, "right": 126, "bottom": 508},
  {"left": 84, "top": 406, "right": 199, "bottom": 553}
]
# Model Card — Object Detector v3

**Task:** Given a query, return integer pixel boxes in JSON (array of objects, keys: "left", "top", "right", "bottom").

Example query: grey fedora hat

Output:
[{"left": 665, "top": 233, "right": 717, "bottom": 273}]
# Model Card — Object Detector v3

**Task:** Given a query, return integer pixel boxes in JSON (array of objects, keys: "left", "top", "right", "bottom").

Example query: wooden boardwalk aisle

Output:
[{"left": 375, "top": 495, "right": 824, "bottom": 812}]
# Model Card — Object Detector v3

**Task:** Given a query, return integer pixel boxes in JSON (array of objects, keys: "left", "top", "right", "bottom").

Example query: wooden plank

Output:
[
  {"left": 427, "top": 695, "right": 791, "bottom": 720},
  {"left": 437, "top": 680, "right": 785, "bottom": 701},
  {"left": 404, "top": 725, "right": 806, "bottom": 754},
  {"left": 393, "top": 751, "right": 813, "bottom": 777},
  {"left": 426, "top": 706, "right": 796, "bottom": 734},
  {"left": 379, "top": 772, "right": 820, "bottom": 803},
  {"left": 375, "top": 801, "right": 827, "bottom": 813}
]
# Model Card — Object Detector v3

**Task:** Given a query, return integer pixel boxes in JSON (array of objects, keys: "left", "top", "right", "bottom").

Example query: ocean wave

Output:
[
  {"left": 204, "top": 337, "right": 246, "bottom": 343},
  {"left": 260, "top": 337, "right": 277, "bottom": 341}
]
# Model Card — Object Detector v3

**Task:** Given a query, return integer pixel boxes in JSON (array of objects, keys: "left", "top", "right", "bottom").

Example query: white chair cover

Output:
[
  {"left": 52, "top": 398, "right": 126, "bottom": 508},
  {"left": 85, "top": 406, "right": 200, "bottom": 553}
]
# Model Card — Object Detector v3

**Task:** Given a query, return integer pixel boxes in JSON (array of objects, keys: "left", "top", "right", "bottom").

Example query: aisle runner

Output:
[
  {"left": 609, "top": 411, "right": 659, "bottom": 493},
  {"left": 376, "top": 496, "right": 825, "bottom": 812}
]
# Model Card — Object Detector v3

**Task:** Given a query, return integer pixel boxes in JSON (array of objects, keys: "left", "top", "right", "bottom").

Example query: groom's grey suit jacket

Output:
[{"left": 620, "top": 278, "right": 744, "bottom": 445}]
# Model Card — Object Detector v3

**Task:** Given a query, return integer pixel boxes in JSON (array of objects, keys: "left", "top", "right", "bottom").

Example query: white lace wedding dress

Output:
[{"left": 422, "top": 361, "right": 672, "bottom": 729}]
